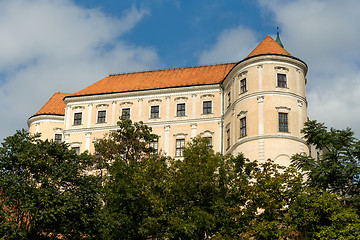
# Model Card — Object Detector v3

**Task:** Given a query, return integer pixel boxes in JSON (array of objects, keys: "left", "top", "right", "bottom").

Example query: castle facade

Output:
[{"left": 28, "top": 35, "right": 309, "bottom": 165}]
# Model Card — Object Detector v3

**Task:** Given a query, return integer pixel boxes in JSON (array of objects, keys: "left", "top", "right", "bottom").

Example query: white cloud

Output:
[
  {"left": 258, "top": 0, "right": 360, "bottom": 137},
  {"left": 198, "top": 26, "right": 258, "bottom": 65},
  {"left": 0, "top": 0, "right": 160, "bottom": 141}
]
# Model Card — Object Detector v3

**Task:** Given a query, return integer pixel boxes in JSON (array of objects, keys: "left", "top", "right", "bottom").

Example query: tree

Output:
[
  {"left": 0, "top": 130, "right": 101, "bottom": 239},
  {"left": 165, "top": 137, "right": 226, "bottom": 239},
  {"left": 291, "top": 120, "right": 360, "bottom": 199},
  {"left": 96, "top": 120, "right": 170, "bottom": 239},
  {"left": 288, "top": 188, "right": 360, "bottom": 240}
]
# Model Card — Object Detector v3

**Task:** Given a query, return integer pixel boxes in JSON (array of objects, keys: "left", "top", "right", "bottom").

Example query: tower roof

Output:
[
  {"left": 33, "top": 92, "right": 71, "bottom": 117},
  {"left": 246, "top": 35, "right": 291, "bottom": 59}
]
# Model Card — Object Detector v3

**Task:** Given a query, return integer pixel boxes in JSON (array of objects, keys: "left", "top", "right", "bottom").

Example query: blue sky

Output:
[{"left": 1, "top": 0, "right": 360, "bottom": 141}]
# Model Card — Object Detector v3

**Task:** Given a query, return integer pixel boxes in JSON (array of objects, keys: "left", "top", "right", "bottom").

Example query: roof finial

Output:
[{"left": 276, "top": 27, "right": 284, "bottom": 48}]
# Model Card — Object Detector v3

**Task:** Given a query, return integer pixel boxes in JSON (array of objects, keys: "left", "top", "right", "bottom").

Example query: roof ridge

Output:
[{"left": 109, "top": 62, "right": 237, "bottom": 77}]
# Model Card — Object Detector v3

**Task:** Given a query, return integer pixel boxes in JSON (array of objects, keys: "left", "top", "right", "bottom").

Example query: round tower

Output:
[{"left": 222, "top": 35, "right": 308, "bottom": 165}]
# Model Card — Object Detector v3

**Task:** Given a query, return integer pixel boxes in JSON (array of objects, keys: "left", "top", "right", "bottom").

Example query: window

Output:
[
  {"left": 240, "top": 117, "right": 247, "bottom": 137},
  {"left": 240, "top": 78, "right": 247, "bottom": 93},
  {"left": 279, "top": 112, "right": 288, "bottom": 132},
  {"left": 97, "top": 110, "right": 106, "bottom": 123},
  {"left": 176, "top": 103, "right": 186, "bottom": 116},
  {"left": 150, "top": 140, "right": 158, "bottom": 153},
  {"left": 176, "top": 139, "right": 185, "bottom": 157},
  {"left": 203, "top": 101, "right": 212, "bottom": 114},
  {"left": 277, "top": 73, "right": 287, "bottom": 88},
  {"left": 205, "top": 137, "right": 212, "bottom": 148},
  {"left": 71, "top": 147, "right": 80, "bottom": 155},
  {"left": 227, "top": 91, "right": 231, "bottom": 107},
  {"left": 150, "top": 105, "right": 160, "bottom": 118},
  {"left": 73, "top": 112, "right": 82, "bottom": 125},
  {"left": 121, "top": 108, "right": 131, "bottom": 120},
  {"left": 226, "top": 129, "right": 230, "bottom": 149},
  {"left": 54, "top": 134, "right": 62, "bottom": 143}
]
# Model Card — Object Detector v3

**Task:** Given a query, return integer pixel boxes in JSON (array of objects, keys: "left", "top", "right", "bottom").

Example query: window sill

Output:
[
  {"left": 239, "top": 90, "right": 248, "bottom": 95},
  {"left": 96, "top": 122, "right": 107, "bottom": 124}
]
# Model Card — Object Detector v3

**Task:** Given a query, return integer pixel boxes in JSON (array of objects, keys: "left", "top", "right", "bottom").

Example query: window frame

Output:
[
  {"left": 150, "top": 140, "right": 158, "bottom": 153},
  {"left": 175, "top": 139, "right": 185, "bottom": 157},
  {"left": 278, "top": 112, "right": 289, "bottom": 132},
  {"left": 240, "top": 78, "right": 247, "bottom": 93},
  {"left": 150, "top": 105, "right": 160, "bottom": 119},
  {"left": 202, "top": 100, "right": 212, "bottom": 114},
  {"left": 240, "top": 117, "right": 247, "bottom": 137},
  {"left": 121, "top": 108, "right": 131, "bottom": 120},
  {"left": 97, "top": 110, "right": 107, "bottom": 123},
  {"left": 226, "top": 129, "right": 230, "bottom": 150},
  {"left": 73, "top": 112, "right": 83, "bottom": 125},
  {"left": 176, "top": 103, "right": 186, "bottom": 117},
  {"left": 54, "top": 133, "right": 62, "bottom": 143},
  {"left": 277, "top": 73, "right": 287, "bottom": 88},
  {"left": 71, "top": 147, "right": 80, "bottom": 155}
]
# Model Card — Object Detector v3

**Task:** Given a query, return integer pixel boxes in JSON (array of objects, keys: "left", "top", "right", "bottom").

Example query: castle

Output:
[{"left": 28, "top": 35, "right": 309, "bottom": 165}]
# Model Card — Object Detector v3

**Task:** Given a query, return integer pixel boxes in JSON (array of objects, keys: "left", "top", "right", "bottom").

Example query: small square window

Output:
[
  {"left": 150, "top": 105, "right": 160, "bottom": 118},
  {"left": 121, "top": 108, "right": 131, "bottom": 120},
  {"left": 54, "top": 134, "right": 62, "bottom": 143},
  {"left": 240, "top": 78, "right": 247, "bottom": 93},
  {"left": 240, "top": 117, "right": 247, "bottom": 137},
  {"left": 97, "top": 110, "right": 106, "bottom": 123},
  {"left": 277, "top": 74, "right": 287, "bottom": 88},
  {"left": 73, "top": 112, "right": 82, "bottom": 125},
  {"left": 176, "top": 139, "right": 185, "bottom": 157},
  {"left": 203, "top": 101, "right": 212, "bottom": 114},
  {"left": 279, "top": 112, "right": 288, "bottom": 132},
  {"left": 176, "top": 103, "right": 186, "bottom": 116}
]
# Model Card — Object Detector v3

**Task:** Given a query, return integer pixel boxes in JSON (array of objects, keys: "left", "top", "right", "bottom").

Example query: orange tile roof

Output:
[
  {"left": 246, "top": 35, "right": 291, "bottom": 58},
  {"left": 72, "top": 63, "right": 236, "bottom": 97},
  {"left": 34, "top": 92, "right": 71, "bottom": 116}
]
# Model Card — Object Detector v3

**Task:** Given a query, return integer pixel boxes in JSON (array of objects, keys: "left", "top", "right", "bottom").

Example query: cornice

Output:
[
  {"left": 63, "top": 83, "right": 221, "bottom": 105},
  {"left": 63, "top": 117, "right": 222, "bottom": 134},
  {"left": 27, "top": 114, "right": 65, "bottom": 127},
  {"left": 225, "top": 134, "right": 308, "bottom": 155},
  {"left": 223, "top": 91, "right": 307, "bottom": 119}
]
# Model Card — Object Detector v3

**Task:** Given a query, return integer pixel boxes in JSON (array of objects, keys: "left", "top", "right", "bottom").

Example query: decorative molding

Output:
[
  {"left": 274, "top": 66, "right": 289, "bottom": 72},
  {"left": 238, "top": 70, "right": 248, "bottom": 79},
  {"left": 173, "top": 133, "right": 188, "bottom": 139},
  {"left": 96, "top": 104, "right": 109, "bottom": 108},
  {"left": 275, "top": 106, "right": 291, "bottom": 112},
  {"left": 72, "top": 106, "right": 85, "bottom": 110},
  {"left": 200, "top": 94, "right": 214, "bottom": 98},
  {"left": 200, "top": 130, "right": 214, "bottom": 137},
  {"left": 148, "top": 99, "right": 162, "bottom": 104},
  {"left": 119, "top": 101, "right": 133, "bottom": 107},
  {"left": 237, "top": 111, "right": 248, "bottom": 118},
  {"left": 298, "top": 100, "right": 303, "bottom": 107},
  {"left": 174, "top": 96, "right": 188, "bottom": 101},
  {"left": 225, "top": 123, "right": 231, "bottom": 129},
  {"left": 257, "top": 96, "right": 264, "bottom": 103}
]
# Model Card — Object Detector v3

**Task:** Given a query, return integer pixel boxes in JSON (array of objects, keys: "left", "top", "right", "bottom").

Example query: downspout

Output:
[{"left": 220, "top": 86, "right": 224, "bottom": 155}]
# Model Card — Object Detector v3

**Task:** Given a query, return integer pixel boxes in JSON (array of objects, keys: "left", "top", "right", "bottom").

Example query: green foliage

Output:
[
  {"left": 292, "top": 120, "right": 360, "bottom": 198},
  {"left": 0, "top": 129, "right": 101, "bottom": 239},
  {"left": 97, "top": 120, "right": 168, "bottom": 239},
  {"left": 288, "top": 188, "right": 360, "bottom": 240}
]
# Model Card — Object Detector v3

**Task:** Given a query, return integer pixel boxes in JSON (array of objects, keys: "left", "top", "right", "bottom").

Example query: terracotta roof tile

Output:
[
  {"left": 246, "top": 35, "right": 291, "bottom": 58},
  {"left": 72, "top": 63, "right": 236, "bottom": 97},
  {"left": 34, "top": 92, "right": 71, "bottom": 116}
]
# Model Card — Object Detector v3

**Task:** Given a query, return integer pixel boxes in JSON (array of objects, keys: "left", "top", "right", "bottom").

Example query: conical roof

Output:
[
  {"left": 246, "top": 35, "right": 291, "bottom": 59},
  {"left": 33, "top": 92, "right": 71, "bottom": 116}
]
